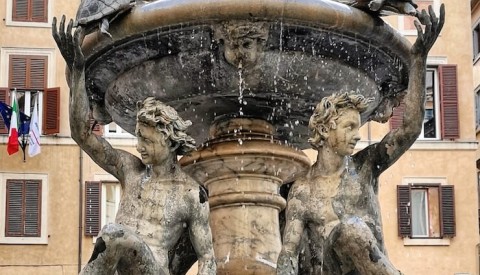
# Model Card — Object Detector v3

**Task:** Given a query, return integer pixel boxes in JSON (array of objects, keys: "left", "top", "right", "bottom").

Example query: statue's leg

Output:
[
  {"left": 80, "top": 223, "right": 164, "bottom": 275},
  {"left": 333, "top": 217, "right": 402, "bottom": 275}
]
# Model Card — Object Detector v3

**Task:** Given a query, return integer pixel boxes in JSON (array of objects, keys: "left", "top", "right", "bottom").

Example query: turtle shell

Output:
[{"left": 75, "top": 0, "right": 133, "bottom": 26}]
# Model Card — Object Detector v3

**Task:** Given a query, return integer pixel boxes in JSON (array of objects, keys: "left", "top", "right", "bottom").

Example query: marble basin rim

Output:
[{"left": 81, "top": 0, "right": 413, "bottom": 149}]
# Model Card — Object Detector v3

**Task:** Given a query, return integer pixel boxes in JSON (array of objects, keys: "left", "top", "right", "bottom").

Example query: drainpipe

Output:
[{"left": 78, "top": 148, "right": 83, "bottom": 273}]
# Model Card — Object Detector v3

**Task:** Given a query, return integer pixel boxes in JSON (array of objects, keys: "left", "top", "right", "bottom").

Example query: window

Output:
[
  {"left": 390, "top": 65, "right": 459, "bottom": 140},
  {"left": 0, "top": 173, "right": 48, "bottom": 244},
  {"left": 0, "top": 51, "right": 60, "bottom": 135},
  {"left": 6, "top": 0, "right": 51, "bottom": 27},
  {"left": 102, "top": 182, "right": 121, "bottom": 226},
  {"left": 85, "top": 181, "right": 121, "bottom": 236},
  {"left": 476, "top": 90, "right": 480, "bottom": 130},
  {"left": 474, "top": 23, "right": 480, "bottom": 62},
  {"left": 5, "top": 179, "right": 41, "bottom": 237},
  {"left": 420, "top": 68, "right": 439, "bottom": 139},
  {"left": 397, "top": 182, "right": 455, "bottom": 240},
  {"left": 104, "top": 122, "right": 134, "bottom": 138}
]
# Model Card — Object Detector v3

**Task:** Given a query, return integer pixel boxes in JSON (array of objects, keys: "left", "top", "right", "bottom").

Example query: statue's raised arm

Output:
[
  {"left": 358, "top": 4, "right": 445, "bottom": 176},
  {"left": 52, "top": 16, "right": 143, "bottom": 183}
]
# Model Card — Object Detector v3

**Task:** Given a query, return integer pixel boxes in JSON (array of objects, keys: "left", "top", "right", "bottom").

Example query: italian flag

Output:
[{"left": 7, "top": 93, "right": 19, "bottom": 155}]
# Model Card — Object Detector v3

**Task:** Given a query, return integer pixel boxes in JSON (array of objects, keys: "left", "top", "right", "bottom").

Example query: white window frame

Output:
[
  {"left": 476, "top": 89, "right": 480, "bottom": 131},
  {"left": 0, "top": 173, "right": 48, "bottom": 244},
  {"left": 418, "top": 67, "right": 440, "bottom": 140},
  {"left": 0, "top": 48, "right": 56, "bottom": 136},
  {"left": 92, "top": 174, "right": 121, "bottom": 241},
  {"left": 397, "top": 0, "right": 440, "bottom": 36},
  {"left": 101, "top": 182, "right": 121, "bottom": 227},
  {"left": 104, "top": 122, "right": 135, "bottom": 138},
  {"left": 5, "top": 0, "right": 53, "bottom": 28}
]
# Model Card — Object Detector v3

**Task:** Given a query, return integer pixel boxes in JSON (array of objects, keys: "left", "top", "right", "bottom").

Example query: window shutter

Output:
[
  {"left": 42, "top": 87, "right": 60, "bottom": 135},
  {"left": 10, "top": 56, "right": 27, "bottom": 88},
  {"left": 9, "top": 55, "right": 47, "bottom": 89},
  {"left": 85, "top": 181, "right": 101, "bottom": 236},
  {"left": 12, "top": 0, "right": 47, "bottom": 23},
  {"left": 30, "top": 56, "right": 47, "bottom": 89},
  {"left": 389, "top": 101, "right": 406, "bottom": 130},
  {"left": 0, "top": 88, "right": 10, "bottom": 134},
  {"left": 397, "top": 185, "right": 411, "bottom": 237},
  {"left": 6, "top": 180, "right": 24, "bottom": 237},
  {"left": 439, "top": 65, "right": 459, "bottom": 140},
  {"left": 24, "top": 180, "right": 41, "bottom": 236},
  {"left": 5, "top": 179, "right": 41, "bottom": 237},
  {"left": 31, "top": 0, "right": 48, "bottom": 23},
  {"left": 13, "top": 0, "right": 28, "bottom": 22},
  {"left": 440, "top": 185, "right": 455, "bottom": 237}
]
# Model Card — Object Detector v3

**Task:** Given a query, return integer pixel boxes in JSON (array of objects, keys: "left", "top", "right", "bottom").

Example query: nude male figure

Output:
[
  {"left": 277, "top": 5, "right": 444, "bottom": 275},
  {"left": 52, "top": 16, "right": 216, "bottom": 275}
]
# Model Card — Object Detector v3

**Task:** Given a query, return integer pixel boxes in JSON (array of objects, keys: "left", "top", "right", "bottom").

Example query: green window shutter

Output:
[
  {"left": 397, "top": 185, "right": 411, "bottom": 237},
  {"left": 85, "top": 181, "right": 102, "bottom": 236},
  {"left": 440, "top": 185, "right": 456, "bottom": 237}
]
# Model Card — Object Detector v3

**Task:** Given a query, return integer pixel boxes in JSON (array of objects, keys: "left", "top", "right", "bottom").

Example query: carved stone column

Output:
[{"left": 180, "top": 118, "right": 310, "bottom": 274}]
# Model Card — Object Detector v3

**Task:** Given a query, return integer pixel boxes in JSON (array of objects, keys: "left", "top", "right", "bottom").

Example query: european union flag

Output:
[{"left": 0, "top": 101, "right": 31, "bottom": 135}]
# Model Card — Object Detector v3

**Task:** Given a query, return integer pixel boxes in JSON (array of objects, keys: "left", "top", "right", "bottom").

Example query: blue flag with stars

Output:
[{"left": 0, "top": 101, "right": 31, "bottom": 135}]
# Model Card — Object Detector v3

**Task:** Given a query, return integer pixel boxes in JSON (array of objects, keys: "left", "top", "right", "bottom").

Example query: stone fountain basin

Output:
[{"left": 81, "top": 0, "right": 412, "bottom": 149}]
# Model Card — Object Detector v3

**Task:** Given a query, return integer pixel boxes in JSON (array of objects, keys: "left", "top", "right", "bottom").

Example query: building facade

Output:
[{"left": 0, "top": 0, "right": 478, "bottom": 274}]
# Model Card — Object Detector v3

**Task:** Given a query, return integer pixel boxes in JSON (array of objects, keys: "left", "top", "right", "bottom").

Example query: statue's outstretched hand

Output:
[
  {"left": 411, "top": 4, "right": 445, "bottom": 58},
  {"left": 52, "top": 15, "right": 85, "bottom": 72}
]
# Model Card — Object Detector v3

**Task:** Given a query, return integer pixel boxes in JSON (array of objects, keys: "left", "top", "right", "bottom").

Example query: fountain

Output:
[{"left": 60, "top": 0, "right": 440, "bottom": 274}]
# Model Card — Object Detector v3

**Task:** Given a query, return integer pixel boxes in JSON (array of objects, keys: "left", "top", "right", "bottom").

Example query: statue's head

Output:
[
  {"left": 308, "top": 92, "right": 371, "bottom": 154},
  {"left": 136, "top": 97, "right": 196, "bottom": 159},
  {"left": 214, "top": 21, "right": 269, "bottom": 68}
]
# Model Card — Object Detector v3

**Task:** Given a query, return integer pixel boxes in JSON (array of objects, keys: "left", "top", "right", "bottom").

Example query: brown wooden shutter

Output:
[
  {"left": 42, "top": 87, "right": 60, "bottom": 135},
  {"left": 12, "top": 0, "right": 47, "bottom": 23},
  {"left": 0, "top": 88, "right": 10, "bottom": 134},
  {"left": 439, "top": 65, "right": 459, "bottom": 140},
  {"left": 397, "top": 185, "right": 411, "bottom": 237},
  {"left": 10, "top": 56, "right": 27, "bottom": 88},
  {"left": 440, "top": 185, "right": 455, "bottom": 237},
  {"left": 13, "top": 0, "right": 28, "bottom": 22},
  {"left": 390, "top": 102, "right": 406, "bottom": 130},
  {"left": 9, "top": 55, "right": 47, "bottom": 89},
  {"left": 5, "top": 179, "right": 41, "bottom": 237},
  {"left": 30, "top": 56, "right": 47, "bottom": 89},
  {"left": 31, "top": 0, "right": 48, "bottom": 23},
  {"left": 24, "top": 180, "right": 41, "bottom": 236},
  {"left": 6, "top": 180, "right": 24, "bottom": 236},
  {"left": 85, "top": 181, "right": 101, "bottom": 236}
]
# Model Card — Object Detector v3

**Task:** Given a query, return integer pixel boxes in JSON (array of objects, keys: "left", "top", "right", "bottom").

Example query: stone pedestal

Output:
[{"left": 180, "top": 118, "right": 310, "bottom": 274}]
